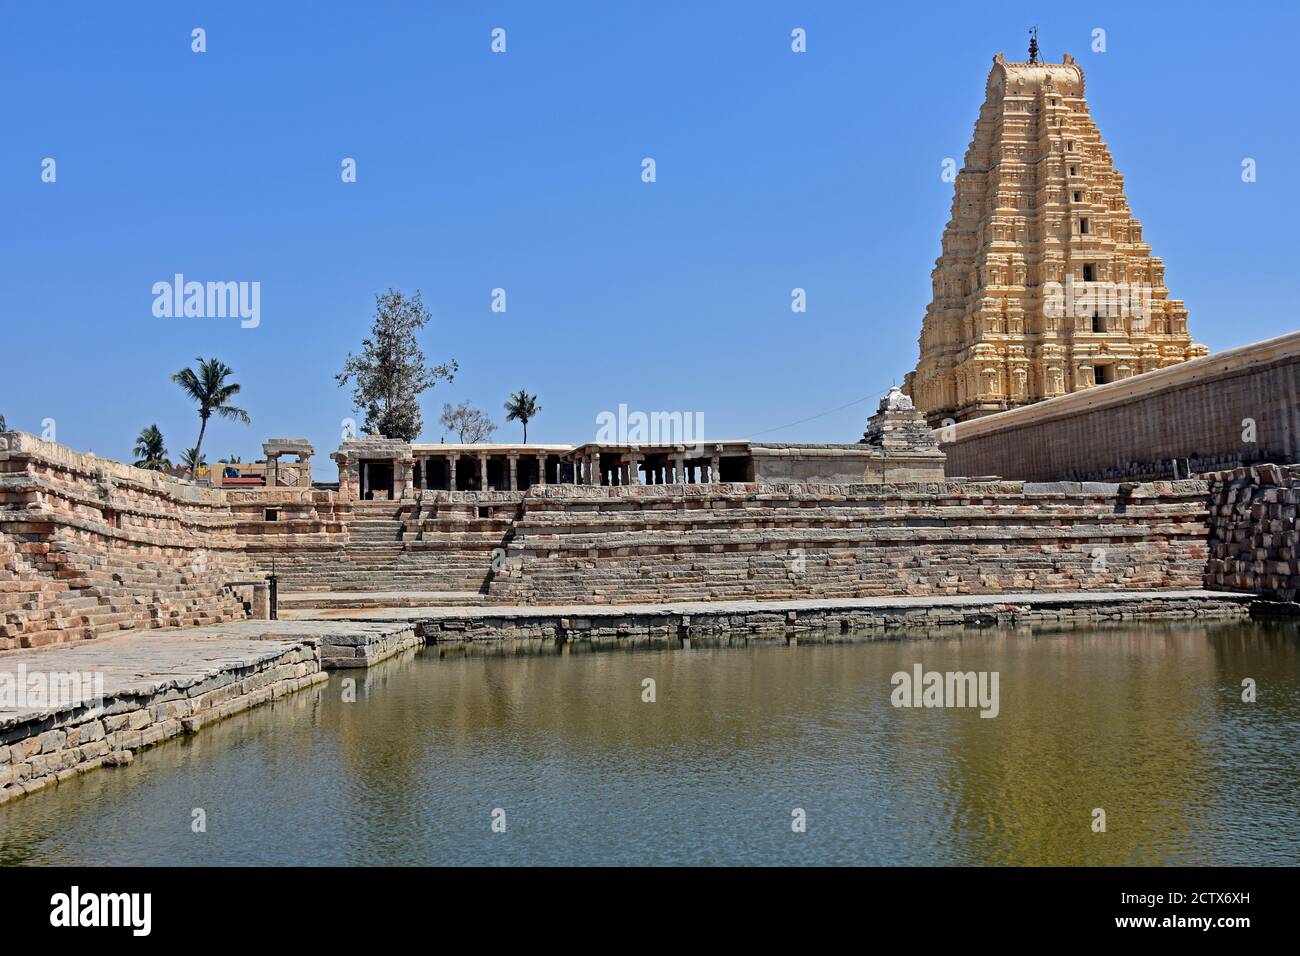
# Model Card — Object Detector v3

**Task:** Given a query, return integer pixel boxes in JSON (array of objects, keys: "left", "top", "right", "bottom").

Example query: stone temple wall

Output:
[
  {"left": 1205, "top": 463, "right": 1300, "bottom": 602},
  {"left": 0, "top": 432, "right": 254, "bottom": 650},
  {"left": 484, "top": 479, "right": 1211, "bottom": 606},
  {"left": 941, "top": 332, "right": 1300, "bottom": 481}
]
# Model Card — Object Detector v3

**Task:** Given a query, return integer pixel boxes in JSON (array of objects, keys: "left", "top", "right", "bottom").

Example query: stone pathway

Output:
[
  {"left": 297, "top": 588, "right": 1251, "bottom": 622},
  {"left": 1, "top": 589, "right": 1253, "bottom": 723},
  {"left": 0, "top": 620, "right": 406, "bottom": 723}
]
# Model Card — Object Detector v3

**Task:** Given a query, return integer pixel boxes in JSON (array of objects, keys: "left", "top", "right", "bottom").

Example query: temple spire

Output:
[
  {"left": 902, "top": 45, "right": 1205, "bottom": 425},
  {"left": 1027, "top": 26, "right": 1040, "bottom": 64}
]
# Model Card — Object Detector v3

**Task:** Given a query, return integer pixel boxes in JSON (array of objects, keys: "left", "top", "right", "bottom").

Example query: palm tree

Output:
[
  {"left": 503, "top": 390, "right": 540, "bottom": 443},
  {"left": 171, "top": 357, "right": 250, "bottom": 478},
  {"left": 132, "top": 424, "right": 171, "bottom": 471},
  {"left": 180, "top": 447, "right": 207, "bottom": 475},
  {"left": 0, "top": 413, "right": 7, "bottom": 431}
]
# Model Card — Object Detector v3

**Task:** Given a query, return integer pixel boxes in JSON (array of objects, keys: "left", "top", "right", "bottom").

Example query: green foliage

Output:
[
  {"left": 132, "top": 424, "right": 171, "bottom": 471},
  {"left": 336, "top": 289, "right": 457, "bottom": 441},
  {"left": 503, "top": 389, "right": 541, "bottom": 443},
  {"left": 180, "top": 447, "right": 208, "bottom": 472},
  {"left": 172, "top": 357, "right": 250, "bottom": 478}
]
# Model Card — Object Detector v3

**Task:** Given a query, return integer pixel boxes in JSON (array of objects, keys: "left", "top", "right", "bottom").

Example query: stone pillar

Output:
[
  {"left": 479, "top": 454, "right": 489, "bottom": 491},
  {"left": 251, "top": 582, "right": 270, "bottom": 620},
  {"left": 587, "top": 454, "right": 600, "bottom": 486},
  {"left": 627, "top": 455, "right": 642, "bottom": 485},
  {"left": 333, "top": 453, "right": 359, "bottom": 499},
  {"left": 710, "top": 453, "right": 721, "bottom": 484},
  {"left": 508, "top": 455, "right": 518, "bottom": 491},
  {"left": 536, "top": 454, "right": 547, "bottom": 486},
  {"left": 265, "top": 454, "right": 279, "bottom": 488},
  {"left": 398, "top": 457, "right": 414, "bottom": 498},
  {"left": 448, "top": 454, "right": 457, "bottom": 491},
  {"left": 361, "top": 461, "right": 370, "bottom": 497},
  {"left": 671, "top": 457, "right": 684, "bottom": 484}
]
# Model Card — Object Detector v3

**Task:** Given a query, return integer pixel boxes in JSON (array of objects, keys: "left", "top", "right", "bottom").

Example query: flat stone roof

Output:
[{"left": 411, "top": 443, "right": 574, "bottom": 453}]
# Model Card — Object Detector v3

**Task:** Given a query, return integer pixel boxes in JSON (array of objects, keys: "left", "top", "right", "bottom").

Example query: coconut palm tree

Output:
[
  {"left": 179, "top": 447, "right": 207, "bottom": 476},
  {"left": 171, "top": 357, "right": 250, "bottom": 478},
  {"left": 132, "top": 424, "right": 171, "bottom": 471},
  {"left": 0, "top": 413, "right": 7, "bottom": 431},
  {"left": 503, "top": 390, "right": 540, "bottom": 443}
]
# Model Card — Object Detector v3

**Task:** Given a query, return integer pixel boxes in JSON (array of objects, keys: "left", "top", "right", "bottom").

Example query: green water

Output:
[{"left": 2, "top": 619, "right": 1298, "bottom": 866}]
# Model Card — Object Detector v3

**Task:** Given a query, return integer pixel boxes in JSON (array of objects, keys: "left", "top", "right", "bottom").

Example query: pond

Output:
[{"left": 2, "top": 619, "right": 1297, "bottom": 866}]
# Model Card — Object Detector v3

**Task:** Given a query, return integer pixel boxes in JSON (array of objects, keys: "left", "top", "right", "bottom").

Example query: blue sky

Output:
[{"left": 2, "top": 1, "right": 1296, "bottom": 463}]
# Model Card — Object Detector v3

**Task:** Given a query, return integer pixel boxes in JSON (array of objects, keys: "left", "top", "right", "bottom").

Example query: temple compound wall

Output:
[
  {"left": 0, "top": 432, "right": 256, "bottom": 650},
  {"left": 941, "top": 331, "right": 1300, "bottom": 482}
]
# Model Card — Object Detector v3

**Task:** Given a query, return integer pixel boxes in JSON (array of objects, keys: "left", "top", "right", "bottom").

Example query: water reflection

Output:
[{"left": 2, "top": 620, "right": 1297, "bottom": 866}]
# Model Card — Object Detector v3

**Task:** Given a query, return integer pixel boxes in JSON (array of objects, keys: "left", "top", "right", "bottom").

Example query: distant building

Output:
[
  {"left": 327, "top": 391, "right": 945, "bottom": 500},
  {"left": 904, "top": 48, "right": 1206, "bottom": 425}
]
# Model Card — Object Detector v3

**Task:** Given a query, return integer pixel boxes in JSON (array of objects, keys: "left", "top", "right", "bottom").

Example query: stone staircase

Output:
[
  {"left": 0, "top": 528, "right": 251, "bottom": 650},
  {"left": 484, "top": 481, "right": 1213, "bottom": 606},
  {"left": 263, "top": 499, "right": 515, "bottom": 605}
]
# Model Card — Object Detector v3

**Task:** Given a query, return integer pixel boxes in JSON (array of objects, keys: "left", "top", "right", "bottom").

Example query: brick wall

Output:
[
  {"left": 485, "top": 479, "right": 1212, "bottom": 605},
  {"left": 0, "top": 432, "right": 254, "bottom": 649},
  {"left": 943, "top": 332, "right": 1300, "bottom": 481}
]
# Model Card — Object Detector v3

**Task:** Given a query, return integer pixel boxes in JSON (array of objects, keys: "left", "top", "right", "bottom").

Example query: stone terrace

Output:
[
  {"left": 0, "top": 432, "right": 254, "bottom": 650},
  {"left": 486, "top": 479, "right": 1212, "bottom": 605}
]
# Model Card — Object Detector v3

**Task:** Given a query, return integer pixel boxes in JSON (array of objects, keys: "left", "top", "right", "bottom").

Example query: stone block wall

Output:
[
  {"left": 0, "top": 637, "right": 324, "bottom": 805},
  {"left": 0, "top": 432, "right": 254, "bottom": 649},
  {"left": 485, "top": 479, "right": 1212, "bottom": 605},
  {"left": 942, "top": 331, "right": 1300, "bottom": 481},
  {"left": 1205, "top": 463, "right": 1300, "bottom": 601}
]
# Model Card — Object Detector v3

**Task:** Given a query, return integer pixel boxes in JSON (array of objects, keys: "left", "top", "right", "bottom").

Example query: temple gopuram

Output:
[{"left": 904, "top": 37, "right": 1207, "bottom": 425}]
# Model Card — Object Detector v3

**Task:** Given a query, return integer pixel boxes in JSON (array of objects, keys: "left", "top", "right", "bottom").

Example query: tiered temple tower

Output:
[{"left": 903, "top": 46, "right": 1207, "bottom": 425}]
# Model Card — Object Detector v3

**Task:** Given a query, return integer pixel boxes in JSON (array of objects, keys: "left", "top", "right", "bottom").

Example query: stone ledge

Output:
[{"left": 0, "top": 630, "right": 328, "bottom": 806}]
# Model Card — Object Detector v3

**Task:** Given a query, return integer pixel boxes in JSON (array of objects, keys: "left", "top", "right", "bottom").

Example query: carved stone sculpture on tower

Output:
[{"left": 903, "top": 49, "right": 1207, "bottom": 426}]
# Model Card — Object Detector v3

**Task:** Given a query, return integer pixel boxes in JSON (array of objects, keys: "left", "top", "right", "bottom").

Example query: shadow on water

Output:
[{"left": 2, "top": 619, "right": 1297, "bottom": 866}]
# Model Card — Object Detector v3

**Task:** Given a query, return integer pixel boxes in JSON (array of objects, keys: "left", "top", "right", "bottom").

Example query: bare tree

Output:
[{"left": 440, "top": 401, "right": 498, "bottom": 443}]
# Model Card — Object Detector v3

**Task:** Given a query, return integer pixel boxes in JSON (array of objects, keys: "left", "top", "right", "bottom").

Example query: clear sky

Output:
[{"left": 2, "top": 1, "right": 1296, "bottom": 463}]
